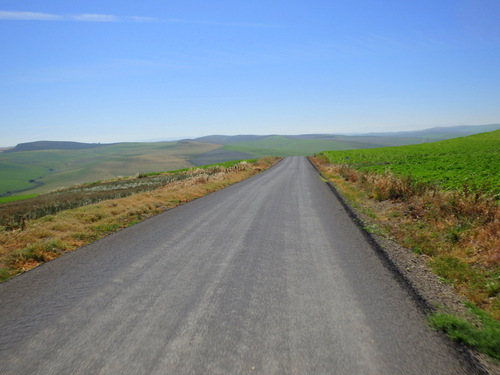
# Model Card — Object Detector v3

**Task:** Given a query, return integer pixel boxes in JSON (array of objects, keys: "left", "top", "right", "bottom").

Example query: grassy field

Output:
[
  {"left": 223, "top": 135, "right": 355, "bottom": 157},
  {"left": 0, "top": 141, "right": 221, "bottom": 196},
  {"left": 0, "top": 194, "right": 38, "bottom": 204},
  {"left": 321, "top": 130, "right": 500, "bottom": 197}
]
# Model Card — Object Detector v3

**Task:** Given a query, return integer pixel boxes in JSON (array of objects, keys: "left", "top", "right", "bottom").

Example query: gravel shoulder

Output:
[{"left": 308, "top": 157, "right": 500, "bottom": 374}]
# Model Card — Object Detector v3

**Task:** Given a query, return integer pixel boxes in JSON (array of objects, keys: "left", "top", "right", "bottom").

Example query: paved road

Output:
[{"left": 0, "top": 157, "right": 475, "bottom": 374}]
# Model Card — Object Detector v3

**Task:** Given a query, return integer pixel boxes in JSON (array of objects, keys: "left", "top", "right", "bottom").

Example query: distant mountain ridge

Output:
[
  {"left": 190, "top": 124, "right": 500, "bottom": 144},
  {"left": 6, "top": 124, "right": 500, "bottom": 151},
  {"left": 5, "top": 141, "right": 108, "bottom": 153},
  {"left": 355, "top": 124, "right": 500, "bottom": 138}
]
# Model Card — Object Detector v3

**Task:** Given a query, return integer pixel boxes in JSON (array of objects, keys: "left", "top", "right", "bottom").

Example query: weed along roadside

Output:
[
  {"left": 309, "top": 131, "right": 500, "bottom": 364},
  {"left": 0, "top": 157, "right": 280, "bottom": 282}
]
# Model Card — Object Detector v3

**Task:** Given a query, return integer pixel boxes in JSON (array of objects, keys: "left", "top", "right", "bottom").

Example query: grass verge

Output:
[{"left": 429, "top": 303, "right": 500, "bottom": 361}]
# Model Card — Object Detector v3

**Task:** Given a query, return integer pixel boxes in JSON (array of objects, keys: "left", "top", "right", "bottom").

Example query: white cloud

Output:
[
  {"left": 0, "top": 10, "right": 275, "bottom": 27},
  {"left": 0, "top": 10, "right": 62, "bottom": 21},
  {"left": 166, "top": 18, "right": 281, "bottom": 28},
  {"left": 130, "top": 16, "right": 158, "bottom": 23},
  {"left": 71, "top": 13, "right": 119, "bottom": 22},
  {"left": 0, "top": 10, "right": 156, "bottom": 23}
]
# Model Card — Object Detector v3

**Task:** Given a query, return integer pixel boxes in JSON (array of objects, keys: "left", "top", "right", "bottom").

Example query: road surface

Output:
[{"left": 0, "top": 157, "right": 476, "bottom": 374}]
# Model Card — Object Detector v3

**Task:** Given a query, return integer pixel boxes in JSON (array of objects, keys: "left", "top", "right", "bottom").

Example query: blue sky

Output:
[{"left": 1, "top": 0, "right": 499, "bottom": 146}]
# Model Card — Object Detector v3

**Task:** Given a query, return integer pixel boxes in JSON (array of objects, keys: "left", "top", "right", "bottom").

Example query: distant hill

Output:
[
  {"left": 356, "top": 124, "right": 500, "bottom": 138},
  {"left": 2, "top": 124, "right": 498, "bottom": 197},
  {"left": 5, "top": 141, "right": 108, "bottom": 153},
  {"left": 191, "top": 135, "right": 274, "bottom": 145},
  {"left": 189, "top": 124, "right": 500, "bottom": 159},
  {"left": 0, "top": 141, "right": 219, "bottom": 197}
]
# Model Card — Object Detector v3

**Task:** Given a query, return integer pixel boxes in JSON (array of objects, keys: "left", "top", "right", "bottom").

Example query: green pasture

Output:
[
  {"left": 0, "top": 141, "right": 220, "bottom": 196},
  {"left": 0, "top": 194, "right": 38, "bottom": 204},
  {"left": 223, "top": 136, "right": 354, "bottom": 157},
  {"left": 321, "top": 130, "right": 500, "bottom": 196}
]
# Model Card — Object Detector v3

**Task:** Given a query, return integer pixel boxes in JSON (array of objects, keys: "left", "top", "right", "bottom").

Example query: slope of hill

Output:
[
  {"left": 191, "top": 124, "right": 500, "bottom": 158},
  {"left": 322, "top": 130, "right": 500, "bottom": 195},
  {"left": 5, "top": 141, "right": 107, "bottom": 152},
  {"left": 2, "top": 124, "right": 497, "bottom": 197},
  {"left": 357, "top": 124, "right": 500, "bottom": 138},
  {"left": 0, "top": 141, "right": 220, "bottom": 197}
]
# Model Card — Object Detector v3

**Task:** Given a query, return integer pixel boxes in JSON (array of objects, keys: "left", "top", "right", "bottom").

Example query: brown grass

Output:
[
  {"left": 0, "top": 157, "right": 280, "bottom": 281},
  {"left": 311, "top": 155, "right": 500, "bottom": 319}
]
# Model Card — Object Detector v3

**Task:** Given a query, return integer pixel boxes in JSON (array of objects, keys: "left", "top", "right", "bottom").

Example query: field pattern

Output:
[
  {"left": 223, "top": 135, "right": 355, "bottom": 157},
  {"left": 0, "top": 141, "right": 220, "bottom": 196},
  {"left": 322, "top": 130, "right": 500, "bottom": 197}
]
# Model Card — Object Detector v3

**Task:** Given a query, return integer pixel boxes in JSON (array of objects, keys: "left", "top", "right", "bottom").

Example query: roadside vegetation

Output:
[
  {"left": 311, "top": 130, "right": 500, "bottom": 359},
  {"left": 429, "top": 303, "right": 500, "bottom": 361},
  {"left": 0, "top": 157, "right": 279, "bottom": 281}
]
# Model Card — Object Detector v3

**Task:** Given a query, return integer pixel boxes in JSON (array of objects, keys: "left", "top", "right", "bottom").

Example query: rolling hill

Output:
[
  {"left": 321, "top": 129, "right": 500, "bottom": 196},
  {"left": 1, "top": 124, "right": 498, "bottom": 197},
  {"left": 0, "top": 141, "right": 219, "bottom": 197},
  {"left": 189, "top": 124, "right": 500, "bottom": 162}
]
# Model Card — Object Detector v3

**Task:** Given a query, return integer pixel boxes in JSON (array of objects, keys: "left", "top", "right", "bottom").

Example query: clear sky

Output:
[{"left": 1, "top": 0, "right": 499, "bottom": 146}]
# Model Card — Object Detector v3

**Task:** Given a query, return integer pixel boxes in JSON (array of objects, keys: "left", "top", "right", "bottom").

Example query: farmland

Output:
[
  {"left": 321, "top": 130, "right": 500, "bottom": 197},
  {"left": 0, "top": 141, "right": 219, "bottom": 196},
  {"left": 222, "top": 136, "right": 355, "bottom": 157},
  {"left": 2, "top": 125, "right": 498, "bottom": 198}
]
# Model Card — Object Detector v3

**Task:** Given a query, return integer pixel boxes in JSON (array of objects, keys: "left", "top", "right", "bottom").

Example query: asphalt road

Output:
[{"left": 0, "top": 157, "right": 476, "bottom": 374}]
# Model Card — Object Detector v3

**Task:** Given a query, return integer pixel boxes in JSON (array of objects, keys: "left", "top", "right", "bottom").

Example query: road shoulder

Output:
[{"left": 307, "top": 156, "right": 499, "bottom": 375}]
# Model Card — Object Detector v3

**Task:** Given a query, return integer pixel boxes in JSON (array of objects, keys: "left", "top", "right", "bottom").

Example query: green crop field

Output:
[
  {"left": 0, "top": 194, "right": 38, "bottom": 205},
  {"left": 0, "top": 141, "right": 220, "bottom": 196},
  {"left": 321, "top": 130, "right": 500, "bottom": 197}
]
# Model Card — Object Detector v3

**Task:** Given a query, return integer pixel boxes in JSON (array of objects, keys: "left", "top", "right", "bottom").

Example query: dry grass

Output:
[
  {"left": 0, "top": 157, "right": 280, "bottom": 281},
  {"left": 311, "top": 155, "right": 500, "bottom": 319}
]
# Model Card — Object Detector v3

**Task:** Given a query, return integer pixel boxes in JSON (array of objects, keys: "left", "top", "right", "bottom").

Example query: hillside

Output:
[
  {"left": 322, "top": 130, "right": 500, "bottom": 196},
  {"left": 190, "top": 124, "right": 500, "bottom": 158},
  {"left": 5, "top": 141, "right": 107, "bottom": 152},
  {"left": 2, "top": 124, "right": 498, "bottom": 197},
  {"left": 0, "top": 141, "right": 220, "bottom": 197}
]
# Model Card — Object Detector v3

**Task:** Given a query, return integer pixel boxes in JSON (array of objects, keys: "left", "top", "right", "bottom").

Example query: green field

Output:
[
  {"left": 2, "top": 125, "right": 498, "bottom": 197},
  {"left": 321, "top": 130, "right": 500, "bottom": 197},
  {"left": 0, "top": 141, "right": 220, "bottom": 196},
  {"left": 0, "top": 194, "right": 38, "bottom": 204},
  {"left": 222, "top": 136, "right": 356, "bottom": 157}
]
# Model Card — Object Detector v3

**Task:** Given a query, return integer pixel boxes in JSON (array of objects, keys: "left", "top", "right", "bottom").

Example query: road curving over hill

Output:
[{"left": 0, "top": 157, "right": 479, "bottom": 374}]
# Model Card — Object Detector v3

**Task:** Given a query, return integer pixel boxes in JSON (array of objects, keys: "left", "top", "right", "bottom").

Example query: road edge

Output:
[{"left": 307, "top": 156, "right": 492, "bottom": 375}]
